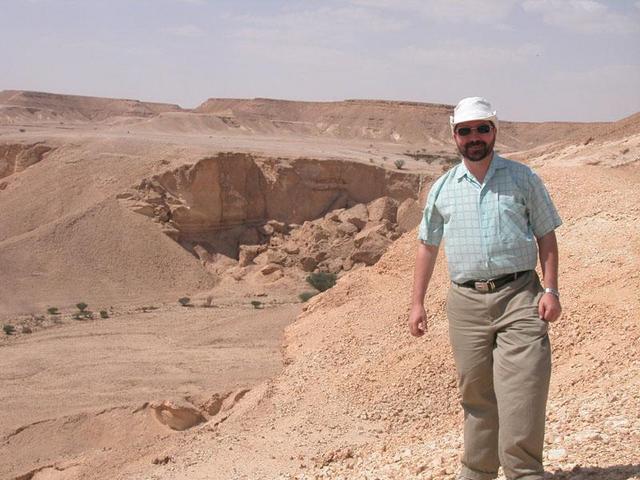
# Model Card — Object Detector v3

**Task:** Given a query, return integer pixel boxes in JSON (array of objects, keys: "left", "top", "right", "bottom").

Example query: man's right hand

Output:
[{"left": 408, "top": 304, "right": 427, "bottom": 337}]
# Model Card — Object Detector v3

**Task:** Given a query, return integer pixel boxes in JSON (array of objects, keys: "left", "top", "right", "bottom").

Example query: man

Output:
[{"left": 408, "top": 97, "right": 562, "bottom": 480}]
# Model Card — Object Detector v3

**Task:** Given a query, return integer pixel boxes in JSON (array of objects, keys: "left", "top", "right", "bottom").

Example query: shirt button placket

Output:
[{"left": 478, "top": 187, "right": 491, "bottom": 276}]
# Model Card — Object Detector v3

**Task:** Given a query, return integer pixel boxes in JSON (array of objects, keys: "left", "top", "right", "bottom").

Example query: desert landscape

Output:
[{"left": 1, "top": 90, "right": 639, "bottom": 480}]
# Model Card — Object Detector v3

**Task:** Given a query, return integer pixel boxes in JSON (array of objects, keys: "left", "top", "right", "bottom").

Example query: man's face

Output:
[{"left": 453, "top": 120, "right": 496, "bottom": 162}]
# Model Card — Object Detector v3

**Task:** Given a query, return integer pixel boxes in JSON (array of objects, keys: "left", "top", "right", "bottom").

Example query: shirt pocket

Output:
[{"left": 498, "top": 193, "right": 529, "bottom": 242}]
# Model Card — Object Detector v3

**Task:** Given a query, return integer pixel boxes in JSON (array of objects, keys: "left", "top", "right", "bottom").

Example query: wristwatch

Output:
[{"left": 544, "top": 287, "right": 560, "bottom": 299}]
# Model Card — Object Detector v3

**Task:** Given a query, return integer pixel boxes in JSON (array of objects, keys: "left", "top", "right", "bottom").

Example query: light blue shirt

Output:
[{"left": 418, "top": 154, "right": 562, "bottom": 283}]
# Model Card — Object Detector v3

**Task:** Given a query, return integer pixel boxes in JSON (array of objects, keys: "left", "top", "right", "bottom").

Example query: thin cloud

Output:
[
  {"left": 230, "top": 4, "right": 410, "bottom": 64},
  {"left": 350, "top": 0, "right": 519, "bottom": 25},
  {"left": 235, "top": 5, "right": 409, "bottom": 38},
  {"left": 396, "top": 42, "right": 543, "bottom": 70},
  {"left": 162, "top": 24, "right": 205, "bottom": 38},
  {"left": 522, "top": 0, "right": 640, "bottom": 34}
]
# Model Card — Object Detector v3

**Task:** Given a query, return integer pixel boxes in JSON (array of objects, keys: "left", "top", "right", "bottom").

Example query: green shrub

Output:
[
  {"left": 178, "top": 297, "right": 191, "bottom": 307},
  {"left": 76, "top": 302, "right": 88, "bottom": 312},
  {"left": 394, "top": 159, "right": 405, "bottom": 169},
  {"left": 306, "top": 272, "right": 337, "bottom": 292},
  {"left": 251, "top": 300, "right": 263, "bottom": 309},
  {"left": 100, "top": 310, "right": 109, "bottom": 319},
  {"left": 298, "top": 291, "right": 317, "bottom": 302},
  {"left": 47, "top": 307, "right": 60, "bottom": 315},
  {"left": 3, "top": 324, "right": 16, "bottom": 335}
]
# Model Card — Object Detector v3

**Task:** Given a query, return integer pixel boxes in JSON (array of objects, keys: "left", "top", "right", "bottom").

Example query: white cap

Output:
[{"left": 450, "top": 97, "right": 498, "bottom": 130}]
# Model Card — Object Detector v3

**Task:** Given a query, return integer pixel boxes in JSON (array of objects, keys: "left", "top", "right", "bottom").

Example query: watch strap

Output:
[{"left": 544, "top": 287, "right": 560, "bottom": 298}]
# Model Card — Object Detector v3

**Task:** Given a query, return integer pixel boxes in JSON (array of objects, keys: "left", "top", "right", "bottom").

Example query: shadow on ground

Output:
[{"left": 545, "top": 464, "right": 640, "bottom": 479}]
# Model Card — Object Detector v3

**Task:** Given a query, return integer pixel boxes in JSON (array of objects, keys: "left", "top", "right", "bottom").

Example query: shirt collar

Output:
[{"left": 455, "top": 152, "right": 506, "bottom": 182}]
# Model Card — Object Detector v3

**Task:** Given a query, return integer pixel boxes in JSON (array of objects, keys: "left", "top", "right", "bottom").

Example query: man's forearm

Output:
[
  {"left": 537, "top": 231, "right": 559, "bottom": 289},
  {"left": 411, "top": 242, "right": 439, "bottom": 306}
]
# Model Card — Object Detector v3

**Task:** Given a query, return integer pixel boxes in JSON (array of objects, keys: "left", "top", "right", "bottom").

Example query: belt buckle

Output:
[{"left": 474, "top": 280, "right": 495, "bottom": 293}]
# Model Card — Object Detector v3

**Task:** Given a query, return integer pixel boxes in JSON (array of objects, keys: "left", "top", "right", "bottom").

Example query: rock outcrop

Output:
[
  {"left": 120, "top": 153, "right": 426, "bottom": 270},
  {"left": 0, "top": 143, "right": 54, "bottom": 179}
]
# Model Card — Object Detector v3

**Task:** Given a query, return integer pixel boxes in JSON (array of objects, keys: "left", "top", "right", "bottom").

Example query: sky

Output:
[{"left": 1, "top": 0, "right": 639, "bottom": 122}]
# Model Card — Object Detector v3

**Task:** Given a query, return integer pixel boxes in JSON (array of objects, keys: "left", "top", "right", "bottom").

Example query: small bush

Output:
[
  {"left": 306, "top": 272, "right": 337, "bottom": 292},
  {"left": 394, "top": 159, "right": 405, "bottom": 170},
  {"left": 72, "top": 302, "right": 93, "bottom": 320},
  {"left": 251, "top": 300, "right": 263, "bottom": 309},
  {"left": 178, "top": 297, "right": 191, "bottom": 307},
  {"left": 298, "top": 291, "right": 317, "bottom": 302},
  {"left": 47, "top": 307, "right": 60, "bottom": 315},
  {"left": 100, "top": 310, "right": 109, "bottom": 319},
  {"left": 19, "top": 128, "right": 26, "bottom": 133},
  {"left": 3, "top": 324, "right": 16, "bottom": 335}
]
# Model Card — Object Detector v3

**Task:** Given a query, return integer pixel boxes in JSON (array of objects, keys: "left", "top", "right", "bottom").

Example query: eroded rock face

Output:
[
  {"left": 0, "top": 143, "right": 54, "bottom": 179},
  {"left": 154, "top": 153, "right": 268, "bottom": 235},
  {"left": 150, "top": 400, "right": 206, "bottom": 431},
  {"left": 121, "top": 153, "right": 426, "bottom": 277}
]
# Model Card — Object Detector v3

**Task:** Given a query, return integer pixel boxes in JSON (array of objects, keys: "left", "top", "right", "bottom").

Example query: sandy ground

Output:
[{"left": 0, "top": 302, "right": 300, "bottom": 479}]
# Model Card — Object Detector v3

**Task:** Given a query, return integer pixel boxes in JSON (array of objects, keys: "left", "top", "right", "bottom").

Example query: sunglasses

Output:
[{"left": 456, "top": 124, "right": 493, "bottom": 136}]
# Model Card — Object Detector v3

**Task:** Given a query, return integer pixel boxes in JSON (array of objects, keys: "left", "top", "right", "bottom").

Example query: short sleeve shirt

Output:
[{"left": 418, "top": 154, "right": 562, "bottom": 283}]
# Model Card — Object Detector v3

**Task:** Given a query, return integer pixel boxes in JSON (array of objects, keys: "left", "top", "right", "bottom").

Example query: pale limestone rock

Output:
[
  {"left": 283, "top": 243, "right": 300, "bottom": 255},
  {"left": 238, "top": 245, "right": 266, "bottom": 267},
  {"left": 339, "top": 204, "right": 368, "bottom": 230},
  {"left": 397, "top": 198, "right": 423, "bottom": 233},
  {"left": 266, "top": 219, "right": 288, "bottom": 233},
  {"left": 337, "top": 222, "right": 358, "bottom": 235},
  {"left": 351, "top": 229, "right": 391, "bottom": 265},
  {"left": 547, "top": 447, "right": 568, "bottom": 461},
  {"left": 150, "top": 401, "right": 206, "bottom": 431},
  {"left": 253, "top": 249, "right": 287, "bottom": 266},
  {"left": 131, "top": 203, "right": 155, "bottom": 217},
  {"left": 367, "top": 197, "right": 398, "bottom": 223},
  {"left": 260, "top": 263, "right": 281, "bottom": 275}
]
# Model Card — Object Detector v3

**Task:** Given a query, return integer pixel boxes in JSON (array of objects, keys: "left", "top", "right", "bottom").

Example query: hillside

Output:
[{"left": 106, "top": 159, "right": 639, "bottom": 480}]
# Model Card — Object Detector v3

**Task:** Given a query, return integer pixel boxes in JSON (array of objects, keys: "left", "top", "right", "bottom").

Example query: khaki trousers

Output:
[{"left": 447, "top": 271, "right": 551, "bottom": 480}]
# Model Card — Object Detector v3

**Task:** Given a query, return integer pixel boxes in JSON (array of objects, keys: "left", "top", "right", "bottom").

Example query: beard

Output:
[{"left": 457, "top": 138, "right": 495, "bottom": 162}]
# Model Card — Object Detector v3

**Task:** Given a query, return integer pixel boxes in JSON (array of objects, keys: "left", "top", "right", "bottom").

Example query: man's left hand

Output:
[{"left": 538, "top": 293, "right": 562, "bottom": 322}]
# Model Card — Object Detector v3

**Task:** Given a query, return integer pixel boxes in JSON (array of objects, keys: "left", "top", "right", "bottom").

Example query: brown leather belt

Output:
[{"left": 457, "top": 270, "right": 530, "bottom": 293}]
